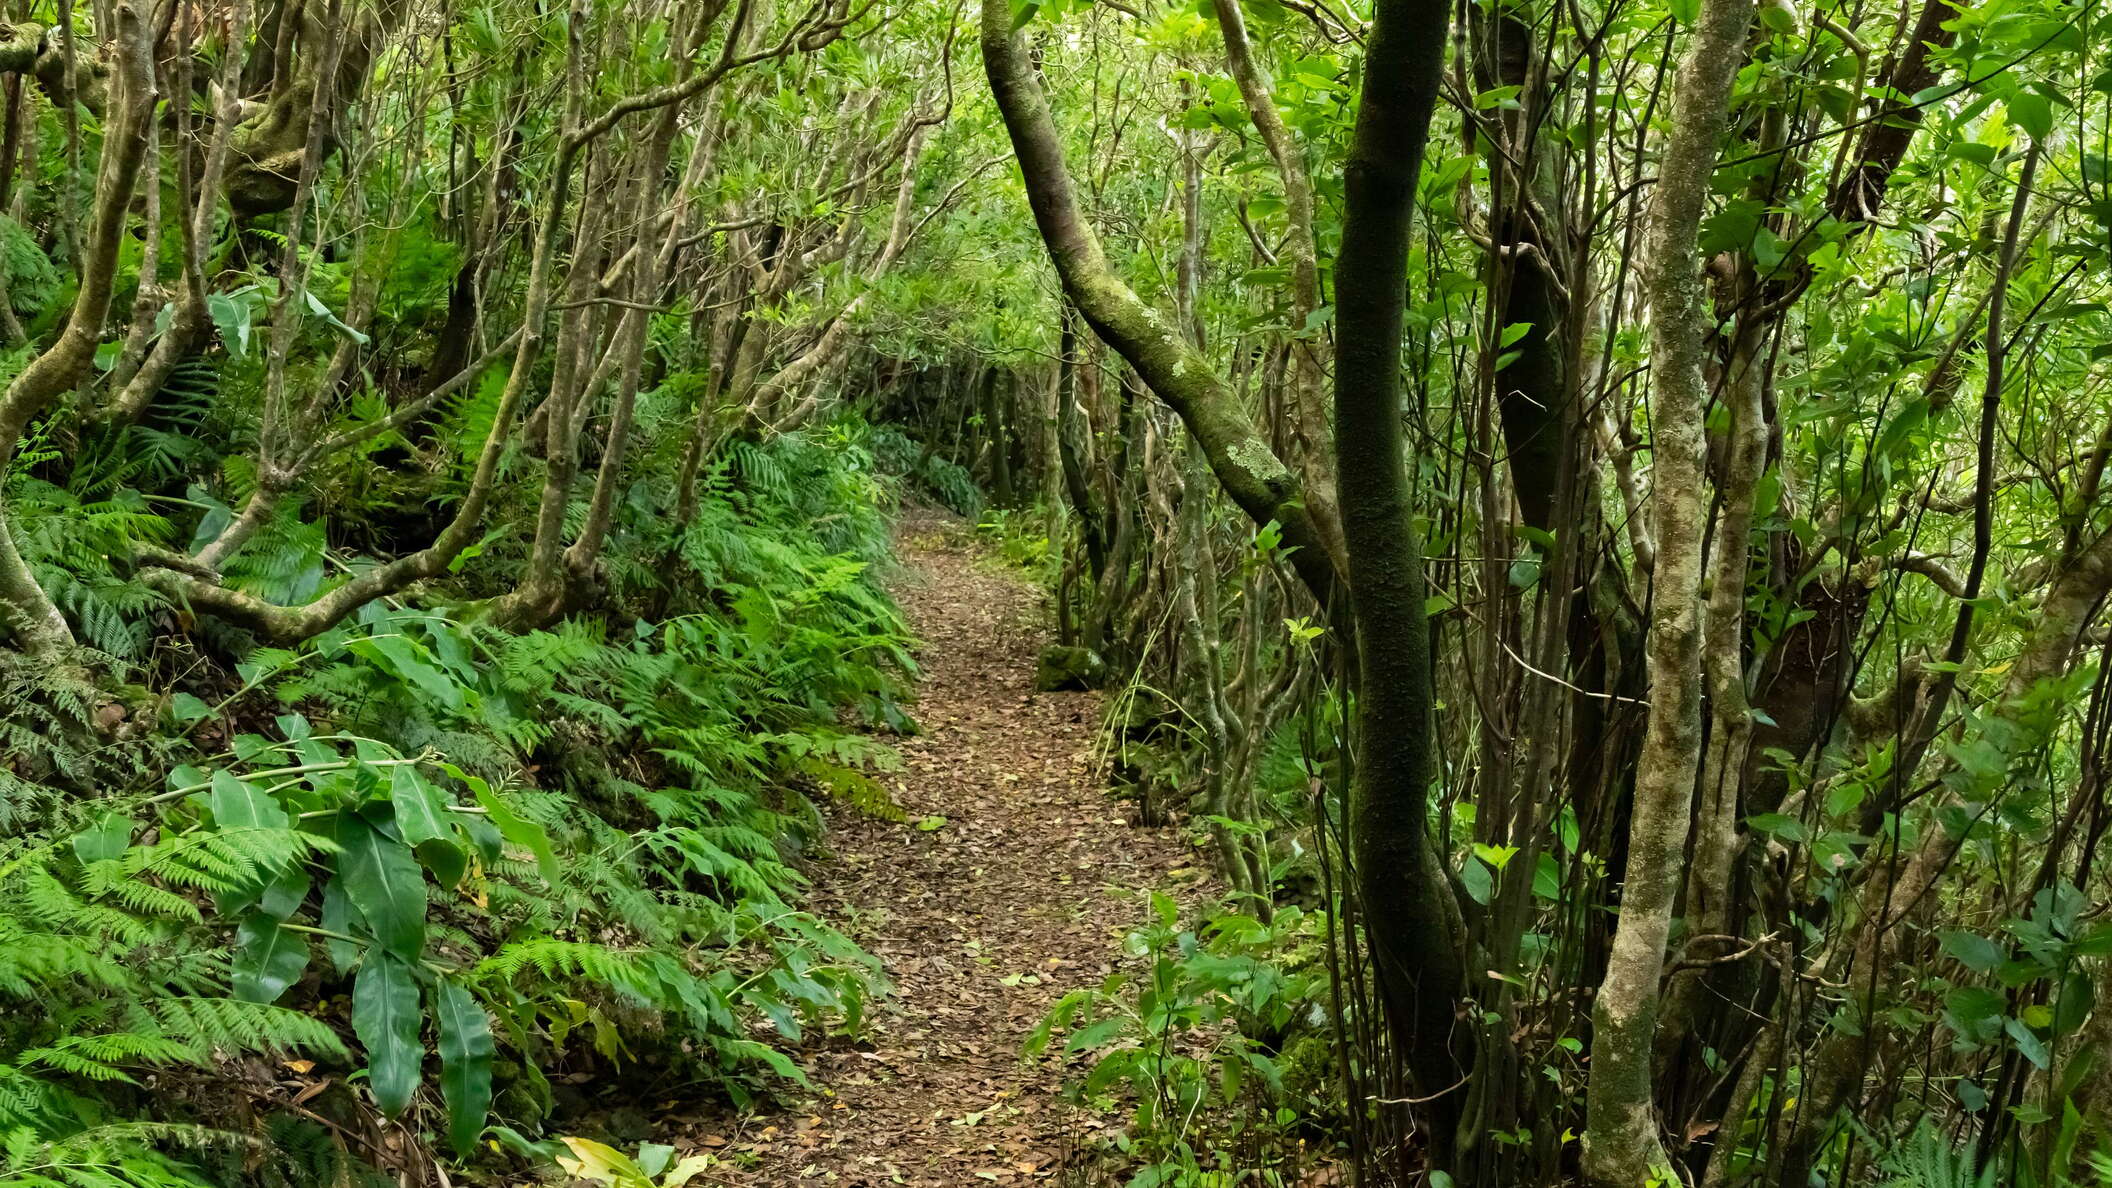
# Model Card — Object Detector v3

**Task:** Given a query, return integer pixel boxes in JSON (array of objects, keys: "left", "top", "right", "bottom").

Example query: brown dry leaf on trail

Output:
[{"left": 690, "top": 513, "right": 1207, "bottom": 1185}]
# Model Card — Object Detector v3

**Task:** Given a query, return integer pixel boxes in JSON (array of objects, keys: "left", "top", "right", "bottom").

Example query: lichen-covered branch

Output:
[{"left": 980, "top": 0, "right": 1338, "bottom": 606}]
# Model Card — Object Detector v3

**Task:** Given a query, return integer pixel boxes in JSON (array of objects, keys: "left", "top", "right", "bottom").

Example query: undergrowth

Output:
[
  {"left": 0, "top": 430, "right": 918, "bottom": 1187},
  {"left": 1028, "top": 894, "right": 1338, "bottom": 1188}
]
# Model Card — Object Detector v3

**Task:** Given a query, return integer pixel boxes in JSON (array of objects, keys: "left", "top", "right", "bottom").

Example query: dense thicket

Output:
[
  {"left": 0, "top": 0, "right": 2110, "bottom": 1185},
  {"left": 987, "top": 0, "right": 2112, "bottom": 1185},
  {"left": 0, "top": 2, "right": 968, "bottom": 1184}
]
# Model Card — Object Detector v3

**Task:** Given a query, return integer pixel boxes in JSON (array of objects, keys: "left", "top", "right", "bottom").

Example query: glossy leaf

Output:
[
  {"left": 232, "top": 912, "right": 310, "bottom": 1004},
  {"left": 352, "top": 952, "right": 423, "bottom": 1116},
  {"left": 434, "top": 978, "right": 496, "bottom": 1157},
  {"left": 390, "top": 765, "right": 454, "bottom": 848},
  {"left": 210, "top": 770, "right": 288, "bottom": 831},
  {"left": 337, "top": 812, "right": 428, "bottom": 962},
  {"left": 471, "top": 782, "right": 560, "bottom": 884},
  {"left": 319, "top": 876, "right": 365, "bottom": 974}
]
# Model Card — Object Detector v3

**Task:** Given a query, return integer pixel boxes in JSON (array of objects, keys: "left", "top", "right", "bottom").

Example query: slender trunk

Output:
[
  {"left": 0, "top": 5, "right": 154, "bottom": 655},
  {"left": 1776, "top": 139, "right": 2045, "bottom": 1187},
  {"left": 1669, "top": 335, "right": 1768, "bottom": 995},
  {"left": 104, "top": 115, "right": 159, "bottom": 392},
  {"left": 1582, "top": 1, "right": 1754, "bottom": 1183},
  {"left": 1056, "top": 306, "right": 1104, "bottom": 577},
  {"left": 143, "top": 7, "right": 602, "bottom": 641},
  {"left": 106, "top": 0, "right": 259, "bottom": 425},
  {"left": 1210, "top": 0, "right": 1344, "bottom": 580}
]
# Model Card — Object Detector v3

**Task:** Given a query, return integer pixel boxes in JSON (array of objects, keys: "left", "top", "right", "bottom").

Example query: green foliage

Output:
[
  {"left": 0, "top": 216, "right": 58, "bottom": 320},
  {"left": 0, "top": 817, "right": 346, "bottom": 1188},
  {"left": 6, "top": 455, "right": 175, "bottom": 659},
  {"left": 0, "top": 430, "right": 910, "bottom": 1181},
  {"left": 0, "top": 655, "right": 131, "bottom": 830},
  {"left": 869, "top": 425, "right": 982, "bottom": 517},
  {"left": 975, "top": 507, "right": 1055, "bottom": 578},
  {"left": 1027, "top": 895, "right": 1329, "bottom": 1187},
  {"left": 1878, "top": 1125, "right": 1997, "bottom": 1188}
]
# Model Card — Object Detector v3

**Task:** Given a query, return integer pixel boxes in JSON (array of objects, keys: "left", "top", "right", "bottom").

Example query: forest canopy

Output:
[{"left": 0, "top": 0, "right": 2107, "bottom": 1186}]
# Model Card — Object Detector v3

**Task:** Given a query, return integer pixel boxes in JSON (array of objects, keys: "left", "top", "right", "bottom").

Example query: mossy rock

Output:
[{"left": 1034, "top": 644, "right": 1105, "bottom": 691}]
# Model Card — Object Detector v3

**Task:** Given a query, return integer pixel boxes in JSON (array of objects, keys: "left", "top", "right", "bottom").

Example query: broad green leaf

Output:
[
  {"left": 211, "top": 771, "right": 288, "bottom": 831},
  {"left": 637, "top": 1144, "right": 676, "bottom": 1178},
  {"left": 1065, "top": 1016, "right": 1126, "bottom": 1053},
  {"left": 319, "top": 876, "right": 365, "bottom": 973},
  {"left": 2006, "top": 1017, "right": 2051, "bottom": 1069},
  {"left": 72, "top": 813, "right": 136, "bottom": 865},
  {"left": 1473, "top": 843, "right": 1519, "bottom": 870},
  {"left": 232, "top": 912, "right": 311, "bottom": 1004},
  {"left": 337, "top": 813, "right": 428, "bottom": 962},
  {"left": 206, "top": 290, "right": 253, "bottom": 357},
  {"left": 352, "top": 952, "right": 423, "bottom": 1116},
  {"left": 349, "top": 635, "right": 463, "bottom": 711},
  {"left": 417, "top": 839, "right": 468, "bottom": 889},
  {"left": 1532, "top": 852, "right": 1562, "bottom": 900},
  {"left": 168, "top": 692, "right": 213, "bottom": 725},
  {"left": 1945, "top": 985, "right": 2007, "bottom": 1046},
  {"left": 1459, "top": 854, "right": 1493, "bottom": 905},
  {"left": 2007, "top": 93, "right": 2052, "bottom": 141},
  {"left": 1871, "top": 398, "right": 1929, "bottom": 460},
  {"left": 390, "top": 765, "right": 453, "bottom": 849},
  {"left": 303, "top": 287, "right": 372, "bottom": 344},
  {"left": 1752, "top": 226, "right": 1789, "bottom": 272},
  {"left": 258, "top": 865, "right": 313, "bottom": 920},
  {"left": 2056, "top": 969, "right": 2094, "bottom": 1035},
  {"left": 434, "top": 979, "right": 495, "bottom": 1157},
  {"left": 1941, "top": 930, "right": 2005, "bottom": 974},
  {"left": 1746, "top": 812, "right": 1809, "bottom": 843}
]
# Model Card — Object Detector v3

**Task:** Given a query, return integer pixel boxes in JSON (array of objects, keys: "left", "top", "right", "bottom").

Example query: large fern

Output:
[{"left": 0, "top": 424, "right": 915, "bottom": 1183}]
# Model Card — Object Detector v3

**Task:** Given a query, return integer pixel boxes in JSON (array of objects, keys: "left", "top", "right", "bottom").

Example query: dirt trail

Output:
[{"left": 694, "top": 511, "right": 1199, "bottom": 1185}]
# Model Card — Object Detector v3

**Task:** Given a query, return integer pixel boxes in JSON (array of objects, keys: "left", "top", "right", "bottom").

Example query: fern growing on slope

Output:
[
  {"left": 0, "top": 427, "right": 917, "bottom": 1183},
  {"left": 0, "top": 820, "right": 346, "bottom": 1188}
]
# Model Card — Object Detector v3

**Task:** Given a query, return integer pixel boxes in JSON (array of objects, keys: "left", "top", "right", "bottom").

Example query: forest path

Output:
[{"left": 693, "top": 508, "right": 1200, "bottom": 1185}]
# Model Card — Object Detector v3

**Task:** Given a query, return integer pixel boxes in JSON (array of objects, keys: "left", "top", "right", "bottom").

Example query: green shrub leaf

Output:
[
  {"left": 337, "top": 812, "right": 428, "bottom": 962},
  {"left": 434, "top": 978, "right": 495, "bottom": 1156},
  {"left": 353, "top": 952, "right": 423, "bottom": 1116}
]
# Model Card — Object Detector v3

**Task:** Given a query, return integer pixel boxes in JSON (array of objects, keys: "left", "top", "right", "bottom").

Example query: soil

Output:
[{"left": 674, "top": 510, "right": 1205, "bottom": 1185}]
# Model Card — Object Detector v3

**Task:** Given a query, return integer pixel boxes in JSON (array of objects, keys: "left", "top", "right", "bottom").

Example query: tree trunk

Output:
[
  {"left": 0, "top": 4, "right": 154, "bottom": 656},
  {"left": 1581, "top": 1, "right": 1754, "bottom": 1183},
  {"left": 1331, "top": 0, "right": 1472, "bottom": 1167}
]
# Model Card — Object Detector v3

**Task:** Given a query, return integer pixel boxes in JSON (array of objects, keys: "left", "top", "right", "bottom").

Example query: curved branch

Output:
[{"left": 980, "top": 0, "right": 1337, "bottom": 605}]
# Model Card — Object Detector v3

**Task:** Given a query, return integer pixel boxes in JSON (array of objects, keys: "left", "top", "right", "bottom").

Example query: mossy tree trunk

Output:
[
  {"left": 0, "top": 2, "right": 154, "bottom": 656},
  {"left": 1331, "top": 0, "right": 1475, "bottom": 1167}
]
